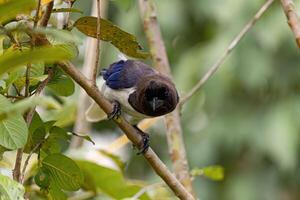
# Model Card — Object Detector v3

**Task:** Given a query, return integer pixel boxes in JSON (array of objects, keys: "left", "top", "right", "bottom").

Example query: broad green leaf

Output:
[
  {"left": 34, "top": 168, "right": 50, "bottom": 188},
  {"left": 47, "top": 101, "right": 76, "bottom": 127},
  {"left": 41, "top": 154, "right": 83, "bottom": 191},
  {"left": 47, "top": 183, "right": 67, "bottom": 200},
  {"left": 191, "top": 165, "right": 224, "bottom": 181},
  {"left": 74, "top": 16, "right": 149, "bottom": 59},
  {"left": 13, "top": 75, "right": 48, "bottom": 91},
  {"left": 52, "top": 8, "right": 83, "bottom": 14},
  {"left": 24, "top": 112, "right": 45, "bottom": 153},
  {"left": 77, "top": 160, "right": 150, "bottom": 200},
  {"left": 0, "top": 44, "right": 77, "bottom": 76},
  {"left": 0, "top": 174, "right": 25, "bottom": 200},
  {"left": 99, "top": 149, "right": 125, "bottom": 171},
  {"left": 32, "top": 28, "right": 81, "bottom": 44},
  {"left": 0, "top": 95, "right": 27, "bottom": 149},
  {"left": 0, "top": 96, "right": 59, "bottom": 121},
  {"left": 47, "top": 72, "right": 75, "bottom": 96},
  {"left": 0, "top": 0, "right": 36, "bottom": 24},
  {"left": 41, "top": 126, "right": 71, "bottom": 155}
]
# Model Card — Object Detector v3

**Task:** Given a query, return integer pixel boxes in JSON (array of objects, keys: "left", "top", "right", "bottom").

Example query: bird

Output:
[{"left": 85, "top": 59, "right": 179, "bottom": 153}]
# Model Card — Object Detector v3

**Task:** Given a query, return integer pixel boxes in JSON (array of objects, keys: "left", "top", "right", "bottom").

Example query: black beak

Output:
[{"left": 150, "top": 97, "right": 164, "bottom": 111}]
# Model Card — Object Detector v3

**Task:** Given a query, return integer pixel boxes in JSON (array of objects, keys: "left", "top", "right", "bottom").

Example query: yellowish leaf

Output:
[
  {"left": 191, "top": 165, "right": 225, "bottom": 181},
  {"left": 41, "top": 0, "right": 53, "bottom": 5},
  {"left": 74, "top": 16, "right": 150, "bottom": 59}
]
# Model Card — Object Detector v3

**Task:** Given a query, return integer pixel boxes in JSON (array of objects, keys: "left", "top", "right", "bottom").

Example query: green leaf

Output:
[
  {"left": 0, "top": 44, "right": 77, "bottom": 76},
  {"left": 0, "top": 96, "right": 59, "bottom": 121},
  {"left": 47, "top": 73, "right": 75, "bottom": 97},
  {"left": 0, "top": 145, "right": 9, "bottom": 160},
  {"left": 191, "top": 165, "right": 224, "bottom": 181},
  {"left": 71, "top": 132, "right": 95, "bottom": 145},
  {"left": 99, "top": 149, "right": 125, "bottom": 171},
  {"left": 41, "top": 126, "right": 71, "bottom": 155},
  {"left": 32, "top": 27, "right": 81, "bottom": 44},
  {"left": 34, "top": 168, "right": 51, "bottom": 188},
  {"left": 47, "top": 183, "right": 67, "bottom": 200},
  {"left": 41, "top": 154, "right": 84, "bottom": 191},
  {"left": 0, "top": 0, "right": 36, "bottom": 24},
  {"left": 24, "top": 112, "right": 45, "bottom": 153},
  {"left": 13, "top": 75, "right": 48, "bottom": 90},
  {"left": 0, "top": 174, "right": 25, "bottom": 200},
  {"left": 74, "top": 16, "right": 149, "bottom": 59},
  {"left": 77, "top": 160, "right": 150, "bottom": 200},
  {"left": 0, "top": 95, "right": 27, "bottom": 149}
]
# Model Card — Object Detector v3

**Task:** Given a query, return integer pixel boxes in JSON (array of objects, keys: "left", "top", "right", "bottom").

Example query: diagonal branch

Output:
[
  {"left": 59, "top": 61, "right": 194, "bottom": 200},
  {"left": 179, "top": 0, "right": 274, "bottom": 107},
  {"left": 280, "top": 0, "right": 300, "bottom": 48},
  {"left": 138, "top": 0, "right": 196, "bottom": 197}
]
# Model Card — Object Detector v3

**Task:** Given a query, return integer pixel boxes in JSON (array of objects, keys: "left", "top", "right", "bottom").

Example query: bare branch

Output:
[
  {"left": 71, "top": 0, "right": 108, "bottom": 148},
  {"left": 179, "top": 0, "right": 274, "bottom": 107},
  {"left": 280, "top": 0, "right": 300, "bottom": 48},
  {"left": 20, "top": 141, "right": 44, "bottom": 184},
  {"left": 59, "top": 61, "right": 194, "bottom": 200},
  {"left": 92, "top": 0, "right": 101, "bottom": 84},
  {"left": 138, "top": 0, "right": 196, "bottom": 197}
]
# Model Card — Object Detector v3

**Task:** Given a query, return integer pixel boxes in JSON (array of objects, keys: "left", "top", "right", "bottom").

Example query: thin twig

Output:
[
  {"left": 20, "top": 141, "right": 44, "bottom": 184},
  {"left": 71, "top": 0, "right": 108, "bottom": 148},
  {"left": 25, "top": 64, "right": 31, "bottom": 97},
  {"left": 92, "top": 0, "right": 101, "bottom": 84},
  {"left": 34, "top": 0, "right": 42, "bottom": 28},
  {"left": 59, "top": 61, "right": 194, "bottom": 200},
  {"left": 138, "top": 0, "right": 196, "bottom": 197},
  {"left": 179, "top": 0, "right": 274, "bottom": 107},
  {"left": 12, "top": 149, "right": 23, "bottom": 182},
  {"left": 280, "top": 0, "right": 300, "bottom": 48}
]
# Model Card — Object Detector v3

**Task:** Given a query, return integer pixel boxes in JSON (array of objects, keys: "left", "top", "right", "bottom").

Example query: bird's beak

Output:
[{"left": 150, "top": 97, "right": 164, "bottom": 111}]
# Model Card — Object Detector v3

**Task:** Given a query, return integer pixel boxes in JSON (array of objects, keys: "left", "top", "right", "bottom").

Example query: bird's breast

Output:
[{"left": 98, "top": 78, "right": 149, "bottom": 124}]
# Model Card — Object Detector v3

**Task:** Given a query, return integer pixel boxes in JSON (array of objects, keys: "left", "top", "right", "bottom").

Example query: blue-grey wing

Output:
[{"left": 101, "top": 60, "right": 155, "bottom": 89}]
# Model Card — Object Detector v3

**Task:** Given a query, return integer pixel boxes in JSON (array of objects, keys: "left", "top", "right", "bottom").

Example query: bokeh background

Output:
[{"left": 64, "top": 0, "right": 300, "bottom": 199}]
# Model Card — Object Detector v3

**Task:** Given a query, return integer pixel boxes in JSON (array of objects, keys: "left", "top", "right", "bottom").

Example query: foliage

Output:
[{"left": 0, "top": 0, "right": 300, "bottom": 200}]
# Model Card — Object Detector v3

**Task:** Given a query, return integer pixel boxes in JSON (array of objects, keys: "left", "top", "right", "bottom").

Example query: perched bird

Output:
[{"left": 85, "top": 59, "right": 179, "bottom": 153}]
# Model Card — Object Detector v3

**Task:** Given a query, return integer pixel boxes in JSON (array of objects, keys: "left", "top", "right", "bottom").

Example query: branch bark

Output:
[
  {"left": 280, "top": 0, "right": 300, "bottom": 48},
  {"left": 59, "top": 61, "right": 194, "bottom": 200},
  {"left": 138, "top": 0, "right": 195, "bottom": 197},
  {"left": 71, "top": 0, "right": 107, "bottom": 148},
  {"left": 179, "top": 0, "right": 274, "bottom": 107}
]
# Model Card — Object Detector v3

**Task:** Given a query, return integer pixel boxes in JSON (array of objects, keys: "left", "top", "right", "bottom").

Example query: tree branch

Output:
[
  {"left": 59, "top": 61, "right": 194, "bottom": 200},
  {"left": 71, "top": 0, "right": 108, "bottom": 148},
  {"left": 138, "top": 0, "right": 196, "bottom": 197},
  {"left": 38, "top": 1, "right": 54, "bottom": 27},
  {"left": 92, "top": 0, "right": 101, "bottom": 84},
  {"left": 280, "top": 0, "right": 300, "bottom": 48},
  {"left": 179, "top": 0, "right": 274, "bottom": 107}
]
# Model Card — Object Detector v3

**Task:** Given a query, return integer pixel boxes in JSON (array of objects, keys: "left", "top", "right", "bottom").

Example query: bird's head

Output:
[{"left": 129, "top": 74, "right": 179, "bottom": 117}]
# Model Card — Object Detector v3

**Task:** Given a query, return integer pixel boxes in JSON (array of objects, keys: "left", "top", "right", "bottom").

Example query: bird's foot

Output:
[
  {"left": 133, "top": 125, "right": 150, "bottom": 155},
  {"left": 107, "top": 101, "right": 121, "bottom": 120}
]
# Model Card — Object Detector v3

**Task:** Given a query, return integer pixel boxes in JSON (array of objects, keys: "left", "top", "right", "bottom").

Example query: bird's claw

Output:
[
  {"left": 107, "top": 101, "right": 121, "bottom": 120},
  {"left": 133, "top": 126, "right": 150, "bottom": 155}
]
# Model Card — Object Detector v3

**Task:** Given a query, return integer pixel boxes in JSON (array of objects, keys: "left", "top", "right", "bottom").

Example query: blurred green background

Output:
[{"left": 69, "top": 0, "right": 300, "bottom": 199}]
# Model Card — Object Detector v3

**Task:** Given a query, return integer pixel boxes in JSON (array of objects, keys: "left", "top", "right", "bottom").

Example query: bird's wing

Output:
[
  {"left": 85, "top": 101, "right": 107, "bottom": 122},
  {"left": 85, "top": 78, "right": 107, "bottom": 122},
  {"left": 102, "top": 60, "right": 155, "bottom": 89}
]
